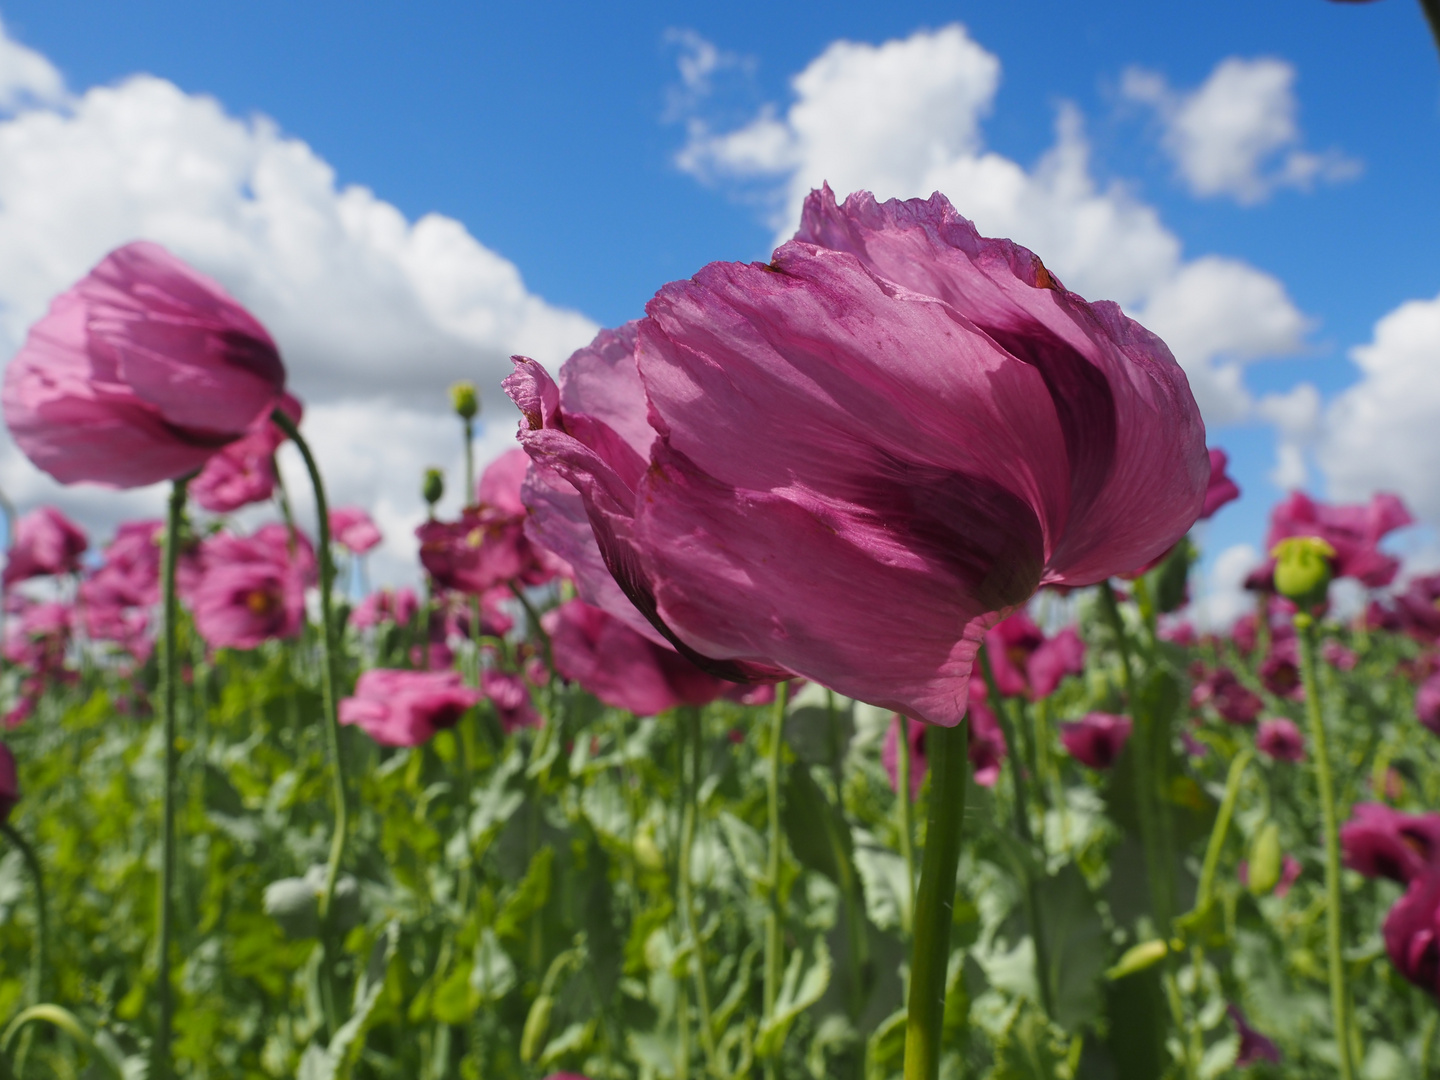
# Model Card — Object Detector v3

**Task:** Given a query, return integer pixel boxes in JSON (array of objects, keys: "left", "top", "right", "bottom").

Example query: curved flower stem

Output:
[
  {"left": 463, "top": 417, "right": 475, "bottom": 505},
  {"left": 677, "top": 707, "right": 719, "bottom": 1076},
  {"left": 977, "top": 650, "right": 1052, "bottom": 1020},
  {"left": 902, "top": 718, "right": 969, "bottom": 1080},
  {"left": 153, "top": 477, "right": 187, "bottom": 1080},
  {"left": 1, "top": 822, "right": 48, "bottom": 1075},
  {"left": 270, "top": 412, "right": 349, "bottom": 929},
  {"left": 762, "top": 681, "right": 790, "bottom": 1080},
  {"left": 894, "top": 714, "right": 916, "bottom": 934},
  {"left": 1296, "top": 613, "right": 1356, "bottom": 1080},
  {"left": 1194, "top": 748, "right": 1252, "bottom": 914}
]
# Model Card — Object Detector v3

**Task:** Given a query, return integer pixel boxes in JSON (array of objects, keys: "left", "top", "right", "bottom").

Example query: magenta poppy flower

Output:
[
  {"left": 0, "top": 742, "right": 16, "bottom": 823},
  {"left": 1256, "top": 717, "right": 1305, "bottom": 762},
  {"left": 187, "top": 527, "right": 312, "bottom": 650},
  {"left": 985, "top": 612, "right": 1085, "bottom": 700},
  {"left": 4, "top": 600, "right": 72, "bottom": 675},
  {"left": 477, "top": 447, "right": 530, "bottom": 516},
  {"left": 1060, "top": 712, "right": 1133, "bottom": 769},
  {"left": 481, "top": 669, "right": 541, "bottom": 733},
  {"left": 3, "top": 506, "right": 88, "bottom": 587},
  {"left": 1226, "top": 1005, "right": 1281, "bottom": 1066},
  {"left": 883, "top": 715, "right": 929, "bottom": 800},
  {"left": 339, "top": 669, "right": 482, "bottom": 747},
  {"left": 83, "top": 520, "right": 162, "bottom": 608},
  {"left": 3, "top": 241, "right": 287, "bottom": 489},
  {"left": 967, "top": 697, "right": 1006, "bottom": 787},
  {"left": 1259, "top": 637, "right": 1303, "bottom": 700},
  {"left": 1384, "top": 869, "right": 1440, "bottom": 997},
  {"left": 1200, "top": 447, "right": 1241, "bottom": 520},
  {"left": 329, "top": 507, "right": 382, "bottom": 555},
  {"left": 1191, "top": 667, "right": 1264, "bottom": 726},
  {"left": 350, "top": 587, "right": 419, "bottom": 630},
  {"left": 1321, "top": 639, "right": 1358, "bottom": 671},
  {"left": 1249, "top": 491, "right": 1414, "bottom": 591},
  {"left": 1418, "top": 674, "right": 1440, "bottom": 736},
  {"left": 544, "top": 598, "right": 731, "bottom": 716},
  {"left": 1340, "top": 803, "right": 1440, "bottom": 883},
  {"left": 417, "top": 488, "right": 555, "bottom": 595},
  {"left": 1394, "top": 572, "right": 1440, "bottom": 642},
  {"left": 506, "top": 188, "right": 1207, "bottom": 725},
  {"left": 189, "top": 392, "right": 303, "bottom": 514}
]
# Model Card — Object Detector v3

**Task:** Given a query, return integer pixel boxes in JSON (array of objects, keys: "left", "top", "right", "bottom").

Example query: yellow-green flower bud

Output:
[
  {"left": 520, "top": 994, "right": 553, "bottom": 1063},
  {"left": 1105, "top": 938, "right": 1170, "bottom": 980},
  {"left": 422, "top": 467, "right": 445, "bottom": 507},
  {"left": 1271, "top": 536, "right": 1336, "bottom": 608},
  {"left": 1247, "top": 822, "right": 1283, "bottom": 896},
  {"left": 450, "top": 380, "right": 480, "bottom": 421}
]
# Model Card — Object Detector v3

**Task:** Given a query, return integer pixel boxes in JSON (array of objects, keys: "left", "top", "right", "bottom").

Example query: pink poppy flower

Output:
[
  {"left": 0, "top": 742, "right": 16, "bottom": 823},
  {"left": 1226, "top": 1005, "right": 1281, "bottom": 1066},
  {"left": 1256, "top": 717, "right": 1305, "bottom": 762},
  {"left": 1060, "top": 712, "right": 1133, "bottom": 769},
  {"left": 1418, "top": 674, "right": 1440, "bottom": 736},
  {"left": 1384, "top": 869, "right": 1440, "bottom": 997},
  {"left": 1191, "top": 667, "right": 1263, "bottom": 726},
  {"left": 544, "top": 598, "right": 732, "bottom": 716},
  {"left": 985, "top": 612, "right": 1085, "bottom": 700},
  {"left": 1248, "top": 491, "right": 1414, "bottom": 592},
  {"left": 4, "top": 601, "right": 72, "bottom": 676},
  {"left": 885, "top": 698, "right": 1006, "bottom": 794},
  {"left": 1340, "top": 803, "right": 1440, "bottom": 884},
  {"left": 883, "top": 715, "right": 929, "bottom": 800},
  {"left": 1200, "top": 447, "right": 1241, "bottom": 520},
  {"left": 187, "top": 527, "right": 312, "bottom": 650},
  {"left": 329, "top": 507, "right": 382, "bottom": 555},
  {"left": 506, "top": 188, "right": 1207, "bottom": 725},
  {"left": 339, "top": 669, "right": 482, "bottom": 747},
  {"left": 350, "top": 587, "right": 419, "bottom": 630},
  {"left": 1259, "top": 637, "right": 1303, "bottom": 700},
  {"left": 3, "top": 242, "right": 287, "bottom": 488},
  {"left": 190, "top": 392, "right": 303, "bottom": 513},
  {"left": 1321, "top": 639, "right": 1358, "bottom": 671},
  {"left": 1395, "top": 573, "right": 1440, "bottom": 643},
  {"left": 481, "top": 669, "right": 541, "bottom": 732},
  {"left": 3, "top": 507, "right": 88, "bottom": 587}
]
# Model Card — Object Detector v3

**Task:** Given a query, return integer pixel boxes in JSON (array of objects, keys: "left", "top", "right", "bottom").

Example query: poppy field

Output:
[{"left": 2, "top": 189, "right": 1440, "bottom": 1080}]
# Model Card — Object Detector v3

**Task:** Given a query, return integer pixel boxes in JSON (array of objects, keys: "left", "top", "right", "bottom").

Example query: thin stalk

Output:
[
  {"left": 508, "top": 582, "right": 553, "bottom": 673},
  {"left": 827, "top": 691, "right": 868, "bottom": 1027},
  {"left": 763, "top": 681, "right": 791, "bottom": 1080},
  {"left": 1296, "top": 614, "right": 1356, "bottom": 1080},
  {"left": 678, "top": 708, "right": 719, "bottom": 1075},
  {"left": 893, "top": 714, "right": 916, "bottom": 934},
  {"left": 153, "top": 477, "right": 187, "bottom": 1080},
  {"left": 977, "top": 650, "right": 1052, "bottom": 1021},
  {"left": 271, "top": 410, "right": 349, "bottom": 925},
  {"left": 463, "top": 417, "right": 475, "bottom": 506},
  {"left": 1162, "top": 972, "right": 1200, "bottom": 1080},
  {"left": 2, "top": 823, "right": 48, "bottom": 1077},
  {"left": 1194, "top": 749, "right": 1252, "bottom": 914},
  {"left": 902, "top": 718, "right": 969, "bottom": 1080}
]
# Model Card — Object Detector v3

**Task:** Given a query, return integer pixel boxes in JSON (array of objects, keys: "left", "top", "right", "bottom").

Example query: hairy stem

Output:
[{"left": 678, "top": 708, "right": 719, "bottom": 1075}]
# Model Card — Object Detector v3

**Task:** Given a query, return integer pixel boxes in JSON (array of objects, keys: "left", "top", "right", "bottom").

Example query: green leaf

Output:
[
  {"left": 495, "top": 846, "right": 554, "bottom": 941},
  {"left": 782, "top": 762, "right": 853, "bottom": 885},
  {"left": 297, "top": 921, "right": 400, "bottom": 1080},
  {"left": 1038, "top": 866, "right": 1107, "bottom": 1030},
  {"left": 853, "top": 838, "right": 911, "bottom": 933},
  {"left": 470, "top": 928, "right": 517, "bottom": 1005},
  {"left": 756, "top": 939, "right": 832, "bottom": 1059}
]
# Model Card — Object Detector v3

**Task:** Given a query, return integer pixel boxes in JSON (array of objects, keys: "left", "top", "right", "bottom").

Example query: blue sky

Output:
[{"left": 0, "top": 0, "right": 1437, "bottom": 607}]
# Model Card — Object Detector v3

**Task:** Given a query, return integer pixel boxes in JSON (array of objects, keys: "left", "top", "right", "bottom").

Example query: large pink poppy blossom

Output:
[
  {"left": 985, "top": 612, "right": 1085, "bottom": 700},
  {"left": 3, "top": 506, "right": 89, "bottom": 587},
  {"left": 329, "top": 507, "right": 382, "bottom": 555},
  {"left": 544, "top": 598, "right": 732, "bottom": 715},
  {"left": 1247, "top": 491, "right": 1414, "bottom": 591},
  {"left": 505, "top": 188, "right": 1207, "bottom": 725},
  {"left": 190, "top": 392, "right": 303, "bottom": 513},
  {"left": 0, "top": 742, "right": 16, "bottom": 823},
  {"left": 187, "top": 525, "right": 313, "bottom": 649},
  {"left": 339, "top": 669, "right": 482, "bottom": 747},
  {"left": 1341, "top": 803, "right": 1440, "bottom": 884},
  {"left": 4, "top": 242, "right": 287, "bottom": 488}
]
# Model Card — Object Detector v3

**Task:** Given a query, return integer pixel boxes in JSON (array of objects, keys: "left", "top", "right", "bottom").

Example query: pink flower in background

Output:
[
  {"left": 0, "top": 743, "right": 16, "bottom": 823},
  {"left": 984, "top": 612, "right": 1085, "bottom": 700},
  {"left": 339, "top": 669, "right": 482, "bottom": 747},
  {"left": 1060, "top": 713, "right": 1133, "bottom": 769},
  {"left": 1259, "top": 637, "right": 1303, "bottom": 700},
  {"left": 1341, "top": 803, "right": 1440, "bottom": 883},
  {"left": 967, "top": 696, "right": 1006, "bottom": 787},
  {"left": 1321, "top": 639, "right": 1358, "bottom": 671},
  {"left": 1200, "top": 448, "right": 1241, "bottom": 520},
  {"left": 476, "top": 446, "right": 530, "bottom": 516},
  {"left": 544, "top": 598, "right": 732, "bottom": 716},
  {"left": 3, "top": 507, "right": 88, "bottom": 587},
  {"left": 330, "top": 506, "right": 382, "bottom": 555},
  {"left": 507, "top": 188, "right": 1207, "bottom": 725},
  {"left": 482, "top": 669, "right": 541, "bottom": 732},
  {"left": 1227, "top": 1006, "right": 1281, "bottom": 1066},
  {"left": 1395, "top": 572, "right": 1440, "bottom": 643},
  {"left": 83, "top": 520, "right": 162, "bottom": 607},
  {"left": 1191, "top": 667, "right": 1264, "bottom": 726},
  {"left": 3, "top": 242, "right": 287, "bottom": 488},
  {"left": 4, "top": 601, "right": 73, "bottom": 676},
  {"left": 1247, "top": 491, "right": 1414, "bottom": 591},
  {"left": 1256, "top": 717, "right": 1305, "bottom": 762},
  {"left": 1384, "top": 870, "right": 1440, "bottom": 998},
  {"left": 351, "top": 587, "right": 419, "bottom": 630},
  {"left": 188, "top": 526, "right": 312, "bottom": 650},
  {"left": 1417, "top": 675, "right": 1440, "bottom": 735},
  {"left": 190, "top": 392, "right": 303, "bottom": 513},
  {"left": 883, "top": 715, "right": 929, "bottom": 799}
]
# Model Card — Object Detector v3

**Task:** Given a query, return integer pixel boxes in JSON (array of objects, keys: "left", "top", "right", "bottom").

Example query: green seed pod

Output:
[
  {"left": 520, "top": 993, "right": 554, "bottom": 1063},
  {"left": 422, "top": 467, "right": 445, "bottom": 508},
  {"left": 450, "top": 380, "right": 480, "bottom": 421},
  {"left": 1248, "top": 822, "right": 1283, "bottom": 896},
  {"left": 1105, "top": 939, "right": 1170, "bottom": 980},
  {"left": 1271, "top": 536, "right": 1336, "bottom": 609}
]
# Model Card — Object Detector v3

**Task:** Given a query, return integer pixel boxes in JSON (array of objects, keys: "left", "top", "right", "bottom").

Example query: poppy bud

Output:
[
  {"left": 450, "top": 380, "right": 480, "bottom": 421},
  {"left": 1271, "top": 536, "right": 1336, "bottom": 609},
  {"left": 423, "top": 467, "right": 445, "bottom": 508},
  {"left": 1247, "top": 822, "right": 1283, "bottom": 895},
  {"left": 520, "top": 994, "right": 554, "bottom": 1063}
]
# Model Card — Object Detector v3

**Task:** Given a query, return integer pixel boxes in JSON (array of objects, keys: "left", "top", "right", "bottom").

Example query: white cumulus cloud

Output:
[
  {"left": 673, "top": 25, "right": 1311, "bottom": 429},
  {"left": 1122, "top": 57, "right": 1360, "bottom": 205},
  {"left": 0, "top": 23, "right": 598, "bottom": 584}
]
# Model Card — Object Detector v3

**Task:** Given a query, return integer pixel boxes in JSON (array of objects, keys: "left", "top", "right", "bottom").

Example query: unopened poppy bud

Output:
[
  {"left": 520, "top": 993, "right": 554, "bottom": 1063},
  {"left": 450, "top": 380, "right": 480, "bottom": 421},
  {"left": 1271, "top": 536, "right": 1336, "bottom": 608},
  {"left": 1248, "top": 822, "right": 1283, "bottom": 895},
  {"left": 422, "top": 467, "right": 445, "bottom": 508}
]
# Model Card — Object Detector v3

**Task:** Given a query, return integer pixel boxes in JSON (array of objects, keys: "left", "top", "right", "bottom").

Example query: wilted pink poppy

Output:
[
  {"left": 482, "top": 669, "right": 541, "bottom": 732},
  {"left": 1200, "top": 448, "right": 1241, "bottom": 520},
  {"left": 1341, "top": 803, "right": 1440, "bottom": 883},
  {"left": 1191, "top": 667, "right": 1264, "bottom": 726},
  {"left": 351, "top": 587, "right": 419, "bottom": 630},
  {"left": 3, "top": 506, "right": 88, "bottom": 587},
  {"left": 0, "top": 742, "right": 16, "bottom": 823},
  {"left": 985, "top": 613, "right": 1085, "bottom": 700},
  {"left": 1418, "top": 674, "right": 1440, "bottom": 736},
  {"left": 1384, "top": 869, "right": 1440, "bottom": 997},
  {"left": 329, "top": 507, "right": 382, "bottom": 555},
  {"left": 544, "top": 598, "right": 731, "bottom": 715},
  {"left": 1060, "top": 712, "right": 1133, "bottom": 769},
  {"left": 506, "top": 188, "right": 1207, "bottom": 725},
  {"left": 1226, "top": 1005, "right": 1281, "bottom": 1066},
  {"left": 187, "top": 526, "right": 312, "bottom": 649},
  {"left": 339, "top": 669, "right": 482, "bottom": 747},
  {"left": 1248, "top": 491, "right": 1414, "bottom": 591},
  {"left": 1256, "top": 717, "right": 1305, "bottom": 762},
  {"left": 4, "top": 242, "right": 287, "bottom": 488}
]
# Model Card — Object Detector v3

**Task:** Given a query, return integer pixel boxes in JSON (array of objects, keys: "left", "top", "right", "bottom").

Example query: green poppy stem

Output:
[
  {"left": 1, "top": 822, "right": 48, "bottom": 1076},
  {"left": 902, "top": 717, "right": 969, "bottom": 1080},
  {"left": 762, "top": 681, "right": 790, "bottom": 1080},
  {"left": 894, "top": 713, "right": 916, "bottom": 934}
]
